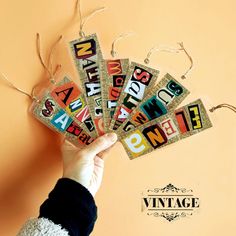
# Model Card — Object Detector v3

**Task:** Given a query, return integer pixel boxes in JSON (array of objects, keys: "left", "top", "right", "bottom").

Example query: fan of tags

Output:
[{"left": 31, "top": 32, "right": 213, "bottom": 160}]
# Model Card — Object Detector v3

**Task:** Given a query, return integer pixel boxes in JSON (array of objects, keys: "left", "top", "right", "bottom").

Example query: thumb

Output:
[{"left": 82, "top": 133, "right": 118, "bottom": 157}]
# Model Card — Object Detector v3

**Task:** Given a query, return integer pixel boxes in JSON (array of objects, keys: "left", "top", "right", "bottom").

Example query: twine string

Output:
[
  {"left": 0, "top": 70, "right": 39, "bottom": 102},
  {"left": 144, "top": 46, "right": 180, "bottom": 64},
  {"left": 144, "top": 42, "right": 193, "bottom": 79},
  {"left": 76, "top": 0, "right": 106, "bottom": 38},
  {"left": 48, "top": 35, "right": 63, "bottom": 77},
  {"left": 36, "top": 33, "right": 62, "bottom": 84},
  {"left": 178, "top": 42, "right": 193, "bottom": 79},
  {"left": 111, "top": 32, "right": 134, "bottom": 57},
  {"left": 0, "top": 33, "right": 62, "bottom": 103},
  {"left": 209, "top": 103, "right": 236, "bottom": 113}
]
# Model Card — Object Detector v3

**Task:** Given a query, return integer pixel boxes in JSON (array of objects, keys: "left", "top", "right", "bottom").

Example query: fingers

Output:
[
  {"left": 97, "top": 143, "right": 116, "bottom": 159},
  {"left": 89, "top": 156, "right": 105, "bottom": 196},
  {"left": 61, "top": 139, "right": 81, "bottom": 165},
  {"left": 81, "top": 133, "right": 118, "bottom": 158},
  {"left": 62, "top": 140, "right": 77, "bottom": 151}
]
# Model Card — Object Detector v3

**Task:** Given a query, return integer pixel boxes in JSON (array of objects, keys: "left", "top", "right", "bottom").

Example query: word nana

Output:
[
  {"left": 121, "top": 74, "right": 189, "bottom": 133},
  {"left": 110, "top": 63, "right": 159, "bottom": 131},
  {"left": 121, "top": 99, "right": 212, "bottom": 159}
]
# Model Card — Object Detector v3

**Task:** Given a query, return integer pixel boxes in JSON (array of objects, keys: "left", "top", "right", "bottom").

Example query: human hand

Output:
[{"left": 61, "top": 133, "right": 118, "bottom": 196}]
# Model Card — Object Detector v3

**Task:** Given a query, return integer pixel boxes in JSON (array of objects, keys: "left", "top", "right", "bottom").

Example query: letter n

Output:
[
  {"left": 73, "top": 39, "right": 96, "bottom": 59},
  {"left": 75, "top": 106, "right": 90, "bottom": 122},
  {"left": 142, "top": 124, "right": 168, "bottom": 149}
]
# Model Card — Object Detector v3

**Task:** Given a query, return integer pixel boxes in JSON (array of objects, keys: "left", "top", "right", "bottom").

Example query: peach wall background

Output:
[{"left": 0, "top": 0, "right": 235, "bottom": 235}]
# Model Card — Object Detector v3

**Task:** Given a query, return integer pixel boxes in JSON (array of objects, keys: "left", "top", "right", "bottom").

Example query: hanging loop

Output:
[
  {"left": 144, "top": 46, "right": 180, "bottom": 65},
  {"left": 209, "top": 103, "right": 236, "bottom": 114},
  {"left": 144, "top": 42, "right": 193, "bottom": 79},
  {"left": 76, "top": 0, "right": 106, "bottom": 38},
  {"left": 111, "top": 32, "right": 134, "bottom": 58},
  {"left": 178, "top": 42, "right": 193, "bottom": 79},
  {"left": 0, "top": 70, "right": 40, "bottom": 102},
  {"left": 36, "top": 33, "right": 62, "bottom": 84}
]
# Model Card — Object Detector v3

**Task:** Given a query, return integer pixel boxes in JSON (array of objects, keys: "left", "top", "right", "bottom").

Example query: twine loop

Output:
[
  {"left": 36, "top": 33, "right": 62, "bottom": 84},
  {"left": 209, "top": 103, "right": 236, "bottom": 113},
  {"left": 144, "top": 42, "right": 193, "bottom": 79},
  {"left": 111, "top": 32, "right": 134, "bottom": 58},
  {"left": 76, "top": 0, "right": 106, "bottom": 38},
  {"left": 0, "top": 70, "right": 40, "bottom": 102}
]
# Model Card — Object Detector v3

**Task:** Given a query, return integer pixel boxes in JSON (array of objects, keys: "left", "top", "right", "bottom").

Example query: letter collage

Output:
[
  {"left": 120, "top": 99, "right": 212, "bottom": 159},
  {"left": 31, "top": 33, "right": 213, "bottom": 159},
  {"left": 118, "top": 73, "right": 190, "bottom": 134},
  {"left": 109, "top": 62, "right": 160, "bottom": 131},
  {"left": 100, "top": 58, "right": 130, "bottom": 132},
  {"left": 31, "top": 77, "right": 96, "bottom": 146}
]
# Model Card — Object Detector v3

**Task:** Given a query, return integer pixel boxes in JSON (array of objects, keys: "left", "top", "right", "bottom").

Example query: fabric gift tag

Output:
[
  {"left": 119, "top": 99, "right": 212, "bottom": 159},
  {"left": 50, "top": 76, "right": 97, "bottom": 138},
  {"left": 100, "top": 58, "right": 129, "bottom": 132},
  {"left": 69, "top": 34, "right": 105, "bottom": 136},
  {"left": 118, "top": 73, "right": 190, "bottom": 135},
  {"left": 109, "top": 62, "right": 159, "bottom": 131},
  {"left": 30, "top": 76, "right": 96, "bottom": 147}
]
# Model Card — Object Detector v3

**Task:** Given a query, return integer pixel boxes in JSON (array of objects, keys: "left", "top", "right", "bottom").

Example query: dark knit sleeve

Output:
[{"left": 39, "top": 178, "right": 97, "bottom": 236}]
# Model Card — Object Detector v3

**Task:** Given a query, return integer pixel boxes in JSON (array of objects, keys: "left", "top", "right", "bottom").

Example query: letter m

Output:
[{"left": 107, "top": 60, "right": 122, "bottom": 75}]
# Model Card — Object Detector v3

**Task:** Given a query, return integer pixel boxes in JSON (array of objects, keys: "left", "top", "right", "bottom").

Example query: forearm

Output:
[{"left": 17, "top": 178, "right": 97, "bottom": 236}]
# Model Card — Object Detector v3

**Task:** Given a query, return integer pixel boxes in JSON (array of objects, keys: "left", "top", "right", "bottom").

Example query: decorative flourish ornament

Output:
[{"left": 147, "top": 184, "right": 193, "bottom": 193}]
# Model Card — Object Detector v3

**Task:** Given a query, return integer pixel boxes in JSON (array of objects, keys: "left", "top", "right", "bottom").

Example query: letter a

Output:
[
  {"left": 142, "top": 124, "right": 168, "bottom": 149},
  {"left": 51, "top": 110, "right": 73, "bottom": 132}
]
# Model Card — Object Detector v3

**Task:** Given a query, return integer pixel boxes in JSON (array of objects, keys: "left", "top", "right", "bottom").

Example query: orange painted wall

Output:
[{"left": 0, "top": 0, "right": 235, "bottom": 235}]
